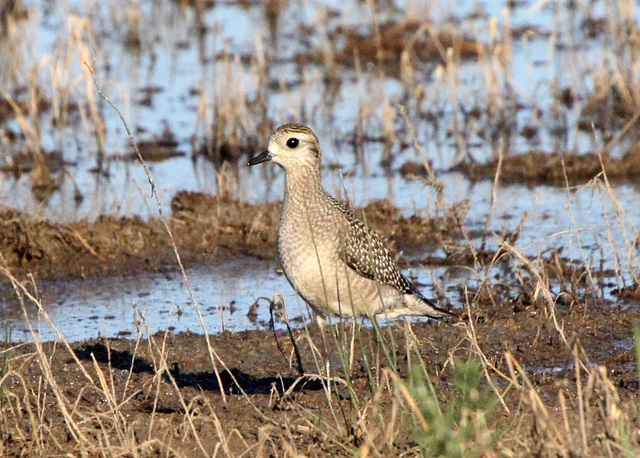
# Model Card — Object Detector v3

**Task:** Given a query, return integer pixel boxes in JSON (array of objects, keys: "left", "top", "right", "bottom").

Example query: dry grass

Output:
[
  {"left": 3, "top": 0, "right": 640, "bottom": 207},
  {"left": 1, "top": 248, "right": 639, "bottom": 456},
  {"left": 1, "top": 0, "right": 640, "bottom": 456}
]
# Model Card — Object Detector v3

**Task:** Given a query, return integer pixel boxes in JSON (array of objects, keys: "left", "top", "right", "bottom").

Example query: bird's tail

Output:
[{"left": 394, "top": 293, "right": 457, "bottom": 320}]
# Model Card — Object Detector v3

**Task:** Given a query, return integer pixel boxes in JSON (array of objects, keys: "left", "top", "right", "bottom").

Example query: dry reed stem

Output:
[
  {"left": 82, "top": 60, "right": 317, "bottom": 451},
  {"left": 84, "top": 60, "right": 233, "bottom": 400},
  {"left": 399, "top": 103, "right": 438, "bottom": 185},
  {"left": 462, "top": 291, "right": 511, "bottom": 413},
  {"left": 481, "top": 137, "right": 504, "bottom": 252}
]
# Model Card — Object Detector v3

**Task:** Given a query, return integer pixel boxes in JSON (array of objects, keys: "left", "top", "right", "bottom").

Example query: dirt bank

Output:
[
  {"left": 0, "top": 191, "right": 466, "bottom": 282},
  {"left": 453, "top": 147, "right": 640, "bottom": 185}
]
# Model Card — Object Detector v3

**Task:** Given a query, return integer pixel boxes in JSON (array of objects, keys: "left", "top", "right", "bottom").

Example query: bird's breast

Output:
[{"left": 277, "top": 197, "right": 345, "bottom": 305}]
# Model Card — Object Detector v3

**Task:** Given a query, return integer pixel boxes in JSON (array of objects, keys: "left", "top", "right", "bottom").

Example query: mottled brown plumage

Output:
[{"left": 247, "top": 123, "right": 455, "bottom": 323}]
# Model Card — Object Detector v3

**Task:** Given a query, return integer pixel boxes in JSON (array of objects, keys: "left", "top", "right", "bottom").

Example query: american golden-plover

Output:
[{"left": 247, "top": 123, "right": 455, "bottom": 325}]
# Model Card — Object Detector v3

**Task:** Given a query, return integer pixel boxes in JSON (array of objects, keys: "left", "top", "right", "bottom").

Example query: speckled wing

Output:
[{"left": 339, "top": 211, "right": 416, "bottom": 294}]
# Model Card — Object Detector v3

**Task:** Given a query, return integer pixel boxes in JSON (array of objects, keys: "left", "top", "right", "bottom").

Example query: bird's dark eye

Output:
[{"left": 286, "top": 137, "right": 299, "bottom": 149}]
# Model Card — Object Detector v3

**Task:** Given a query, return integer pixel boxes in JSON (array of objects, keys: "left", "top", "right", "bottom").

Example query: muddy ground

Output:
[
  {"left": 453, "top": 145, "right": 640, "bottom": 185},
  {"left": 1, "top": 300, "right": 638, "bottom": 455},
  {"left": 1, "top": 191, "right": 639, "bottom": 455},
  {"left": 0, "top": 190, "right": 466, "bottom": 281}
]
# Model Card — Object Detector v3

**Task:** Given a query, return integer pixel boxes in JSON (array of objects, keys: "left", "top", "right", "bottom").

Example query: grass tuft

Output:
[{"left": 408, "top": 358, "right": 499, "bottom": 457}]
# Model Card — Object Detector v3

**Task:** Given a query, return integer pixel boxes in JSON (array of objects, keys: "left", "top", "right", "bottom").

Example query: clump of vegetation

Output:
[{"left": 408, "top": 359, "right": 499, "bottom": 457}]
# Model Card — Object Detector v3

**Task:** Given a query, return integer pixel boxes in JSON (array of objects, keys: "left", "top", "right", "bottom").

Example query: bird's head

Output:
[{"left": 247, "top": 123, "right": 321, "bottom": 171}]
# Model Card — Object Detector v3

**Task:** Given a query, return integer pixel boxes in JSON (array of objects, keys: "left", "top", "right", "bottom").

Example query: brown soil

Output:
[
  {"left": 336, "top": 20, "right": 480, "bottom": 66},
  {"left": 294, "top": 19, "right": 480, "bottom": 76},
  {"left": 0, "top": 191, "right": 465, "bottom": 282},
  {"left": 453, "top": 146, "right": 640, "bottom": 185},
  {"left": 0, "top": 150, "right": 68, "bottom": 175},
  {"left": 1, "top": 299, "right": 637, "bottom": 455},
  {"left": 1, "top": 192, "right": 638, "bottom": 455}
]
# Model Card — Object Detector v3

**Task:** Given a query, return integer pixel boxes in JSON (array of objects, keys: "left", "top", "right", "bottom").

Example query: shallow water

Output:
[
  {"left": 0, "top": 257, "right": 474, "bottom": 343},
  {"left": 2, "top": 0, "right": 637, "bottom": 220},
  {"left": 0, "top": 221, "right": 631, "bottom": 344},
  {"left": 0, "top": 258, "right": 284, "bottom": 342}
]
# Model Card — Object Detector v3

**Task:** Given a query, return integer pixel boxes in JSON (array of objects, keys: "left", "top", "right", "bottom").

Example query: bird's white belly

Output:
[
  {"left": 277, "top": 205, "right": 405, "bottom": 318},
  {"left": 280, "top": 241, "right": 402, "bottom": 317}
]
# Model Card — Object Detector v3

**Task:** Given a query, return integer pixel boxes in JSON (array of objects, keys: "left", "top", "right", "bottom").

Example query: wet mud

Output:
[
  {"left": 1, "top": 190, "right": 638, "bottom": 454},
  {"left": 453, "top": 146, "right": 640, "bottom": 185},
  {"left": 0, "top": 191, "right": 466, "bottom": 282},
  {"left": 1, "top": 299, "right": 637, "bottom": 455},
  {"left": 295, "top": 19, "right": 480, "bottom": 74}
]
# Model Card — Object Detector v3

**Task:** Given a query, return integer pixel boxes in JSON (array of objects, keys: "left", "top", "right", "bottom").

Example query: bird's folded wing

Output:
[{"left": 341, "top": 217, "right": 415, "bottom": 293}]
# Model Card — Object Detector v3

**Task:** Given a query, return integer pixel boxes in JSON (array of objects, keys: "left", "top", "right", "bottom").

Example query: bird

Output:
[{"left": 247, "top": 123, "right": 455, "bottom": 326}]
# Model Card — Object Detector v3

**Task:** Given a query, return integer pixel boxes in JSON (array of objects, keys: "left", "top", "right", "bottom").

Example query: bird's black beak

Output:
[{"left": 247, "top": 150, "right": 272, "bottom": 166}]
